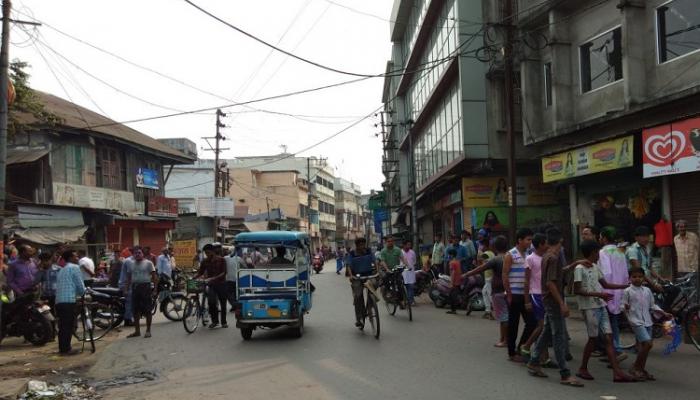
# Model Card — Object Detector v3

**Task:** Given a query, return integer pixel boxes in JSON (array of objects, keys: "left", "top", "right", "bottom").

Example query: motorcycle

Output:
[
  {"left": 152, "top": 275, "right": 187, "bottom": 321},
  {"left": 312, "top": 255, "right": 324, "bottom": 274},
  {"left": 414, "top": 268, "right": 438, "bottom": 297},
  {"left": 0, "top": 293, "right": 54, "bottom": 346},
  {"left": 429, "top": 274, "right": 485, "bottom": 314},
  {"left": 88, "top": 286, "right": 126, "bottom": 328}
]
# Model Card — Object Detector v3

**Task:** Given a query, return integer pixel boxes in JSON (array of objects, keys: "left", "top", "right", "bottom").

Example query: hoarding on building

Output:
[
  {"left": 147, "top": 196, "right": 178, "bottom": 218},
  {"left": 462, "top": 177, "right": 556, "bottom": 208},
  {"left": 541, "top": 136, "right": 634, "bottom": 183},
  {"left": 53, "top": 182, "right": 137, "bottom": 212},
  {"left": 172, "top": 239, "right": 197, "bottom": 270},
  {"left": 196, "top": 197, "right": 235, "bottom": 217},
  {"left": 136, "top": 168, "right": 160, "bottom": 190},
  {"left": 642, "top": 116, "right": 700, "bottom": 178}
]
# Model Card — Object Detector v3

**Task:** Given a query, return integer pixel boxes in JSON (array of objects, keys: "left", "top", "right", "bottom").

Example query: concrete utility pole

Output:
[
  {"left": 504, "top": 0, "right": 518, "bottom": 242},
  {"left": 202, "top": 108, "right": 228, "bottom": 240},
  {"left": 0, "top": 0, "right": 11, "bottom": 242}
]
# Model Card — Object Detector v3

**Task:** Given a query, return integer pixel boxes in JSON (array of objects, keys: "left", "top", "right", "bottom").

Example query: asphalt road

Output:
[{"left": 91, "top": 262, "right": 699, "bottom": 400}]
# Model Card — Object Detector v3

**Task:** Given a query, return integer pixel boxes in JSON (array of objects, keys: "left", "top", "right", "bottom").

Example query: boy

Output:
[
  {"left": 521, "top": 233, "right": 547, "bottom": 360},
  {"left": 503, "top": 227, "right": 536, "bottom": 362},
  {"left": 446, "top": 248, "right": 462, "bottom": 314},
  {"left": 622, "top": 267, "right": 672, "bottom": 381},
  {"left": 573, "top": 240, "right": 635, "bottom": 382}
]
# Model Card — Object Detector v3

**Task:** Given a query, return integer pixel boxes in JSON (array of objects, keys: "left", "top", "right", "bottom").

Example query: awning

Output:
[
  {"left": 7, "top": 148, "right": 50, "bottom": 165},
  {"left": 14, "top": 226, "right": 88, "bottom": 245}
]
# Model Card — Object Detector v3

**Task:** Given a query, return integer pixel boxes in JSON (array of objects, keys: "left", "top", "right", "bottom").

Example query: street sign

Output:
[{"left": 368, "top": 192, "right": 386, "bottom": 210}]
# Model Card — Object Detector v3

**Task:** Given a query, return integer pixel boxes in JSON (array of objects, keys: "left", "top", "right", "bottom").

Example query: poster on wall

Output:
[
  {"left": 642, "top": 116, "right": 700, "bottom": 178},
  {"left": 474, "top": 206, "right": 564, "bottom": 231},
  {"left": 53, "top": 182, "right": 137, "bottom": 212},
  {"left": 172, "top": 239, "right": 197, "bottom": 270},
  {"left": 462, "top": 177, "right": 557, "bottom": 208},
  {"left": 136, "top": 168, "right": 160, "bottom": 190},
  {"left": 541, "top": 136, "right": 634, "bottom": 183}
]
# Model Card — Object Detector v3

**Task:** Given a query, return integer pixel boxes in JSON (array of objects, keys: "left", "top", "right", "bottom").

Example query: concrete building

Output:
[
  {"left": 516, "top": 0, "right": 700, "bottom": 273},
  {"left": 382, "top": 0, "right": 551, "bottom": 246},
  {"left": 164, "top": 159, "right": 215, "bottom": 214},
  {"left": 334, "top": 178, "right": 363, "bottom": 248}
]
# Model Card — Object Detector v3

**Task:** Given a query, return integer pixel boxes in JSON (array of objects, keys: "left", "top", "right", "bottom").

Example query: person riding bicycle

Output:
[
  {"left": 346, "top": 237, "right": 377, "bottom": 328},
  {"left": 378, "top": 237, "right": 402, "bottom": 273}
]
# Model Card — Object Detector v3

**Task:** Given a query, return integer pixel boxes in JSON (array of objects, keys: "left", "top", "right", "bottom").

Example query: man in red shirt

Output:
[{"left": 196, "top": 244, "right": 228, "bottom": 328}]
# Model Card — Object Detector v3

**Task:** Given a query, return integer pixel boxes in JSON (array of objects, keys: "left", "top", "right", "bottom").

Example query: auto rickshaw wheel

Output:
[
  {"left": 241, "top": 327, "right": 253, "bottom": 340},
  {"left": 293, "top": 314, "right": 304, "bottom": 338}
]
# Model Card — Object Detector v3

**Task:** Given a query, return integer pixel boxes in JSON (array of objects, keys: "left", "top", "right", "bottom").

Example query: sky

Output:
[{"left": 9, "top": 0, "right": 394, "bottom": 193}]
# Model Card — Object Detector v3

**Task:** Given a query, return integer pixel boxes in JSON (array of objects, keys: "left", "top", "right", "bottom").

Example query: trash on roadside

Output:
[{"left": 20, "top": 379, "right": 100, "bottom": 400}]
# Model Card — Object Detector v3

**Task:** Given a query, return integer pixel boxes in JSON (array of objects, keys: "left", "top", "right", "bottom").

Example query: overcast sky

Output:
[{"left": 10, "top": 0, "right": 393, "bottom": 192}]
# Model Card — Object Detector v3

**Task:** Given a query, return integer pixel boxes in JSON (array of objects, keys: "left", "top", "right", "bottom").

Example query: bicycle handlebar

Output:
[{"left": 353, "top": 273, "right": 379, "bottom": 280}]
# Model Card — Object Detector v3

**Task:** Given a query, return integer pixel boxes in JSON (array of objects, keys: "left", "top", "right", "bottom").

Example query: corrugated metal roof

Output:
[
  {"left": 7, "top": 148, "right": 50, "bottom": 165},
  {"left": 13, "top": 91, "right": 195, "bottom": 163}
]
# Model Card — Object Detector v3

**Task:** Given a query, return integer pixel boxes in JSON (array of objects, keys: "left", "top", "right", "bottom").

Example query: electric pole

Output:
[
  {"left": 504, "top": 0, "right": 518, "bottom": 242},
  {"left": 0, "top": 0, "right": 11, "bottom": 242},
  {"left": 202, "top": 108, "right": 228, "bottom": 240}
]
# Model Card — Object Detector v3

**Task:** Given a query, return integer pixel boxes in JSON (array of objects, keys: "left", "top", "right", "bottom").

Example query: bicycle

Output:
[
  {"left": 380, "top": 266, "right": 412, "bottom": 321},
  {"left": 352, "top": 273, "right": 380, "bottom": 339},
  {"left": 73, "top": 289, "right": 116, "bottom": 345},
  {"left": 182, "top": 279, "right": 210, "bottom": 334}
]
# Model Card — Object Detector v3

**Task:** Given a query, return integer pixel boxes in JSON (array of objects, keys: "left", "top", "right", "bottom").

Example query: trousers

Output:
[
  {"left": 507, "top": 294, "right": 537, "bottom": 357},
  {"left": 56, "top": 303, "right": 76, "bottom": 353}
]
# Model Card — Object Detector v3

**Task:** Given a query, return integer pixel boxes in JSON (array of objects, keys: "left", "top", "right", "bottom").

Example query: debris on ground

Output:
[
  {"left": 90, "top": 371, "right": 158, "bottom": 390},
  {"left": 17, "top": 371, "right": 158, "bottom": 399}
]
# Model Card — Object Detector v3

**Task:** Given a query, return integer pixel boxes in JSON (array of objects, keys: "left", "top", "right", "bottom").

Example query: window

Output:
[
  {"left": 657, "top": 0, "right": 700, "bottom": 63},
  {"left": 580, "top": 27, "right": 622, "bottom": 93},
  {"left": 96, "top": 147, "right": 125, "bottom": 190},
  {"left": 543, "top": 62, "right": 553, "bottom": 107}
]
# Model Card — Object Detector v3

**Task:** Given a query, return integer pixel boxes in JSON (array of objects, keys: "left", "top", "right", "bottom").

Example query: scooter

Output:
[
  {"left": 0, "top": 294, "right": 54, "bottom": 346},
  {"left": 429, "top": 274, "right": 485, "bottom": 314},
  {"left": 312, "top": 255, "right": 324, "bottom": 274}
]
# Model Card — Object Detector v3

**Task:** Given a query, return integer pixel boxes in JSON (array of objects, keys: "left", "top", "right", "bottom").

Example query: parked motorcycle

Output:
[
  {"left": 152, "top": 275, "right": 187, "bottom": 321},
  {"left": 0, "top": 293, "right": 54, "bottom": 346},
  {"left": 88, "top": 286, "right": 126, "bottom": 328},
  {"left": 429, "top": 274, "right": 485, "bottom": 314},
  {"left": 414, "top": 268, "right": 438, "bottom": 297},
  {"left": 312, "top": 255, "right": 324, "bottom": 274}
]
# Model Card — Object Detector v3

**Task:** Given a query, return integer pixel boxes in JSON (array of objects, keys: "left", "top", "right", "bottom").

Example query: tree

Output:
[{"left": 8, "top": 59, "right": 61, "bottom": 137}]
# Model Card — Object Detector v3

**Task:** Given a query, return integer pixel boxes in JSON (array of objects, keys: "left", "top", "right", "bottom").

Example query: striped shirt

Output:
[{"left": 507, "top": 247, "right": 527, "bottom": 295}]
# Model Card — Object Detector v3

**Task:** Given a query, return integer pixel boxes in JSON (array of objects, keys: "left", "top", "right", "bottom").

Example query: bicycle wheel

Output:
[
  {"left": 402, "top": 284, "right": 412, "bottom": 321},
  {"left": 685, "top": 305, "right": 700, "bottom": 351},
  {"left": 183, "top": 297, "right": 201, "bottom": 334},
  {"left": 366, "top": 292, "right": 380, "bottom": 340},
  {"left": 73, "top": 303, "right": 113, "bottom": 342}
]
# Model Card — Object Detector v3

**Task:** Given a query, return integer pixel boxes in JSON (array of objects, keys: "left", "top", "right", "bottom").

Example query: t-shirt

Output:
[
  {"left": 128, "top": 259, "right": 155, "bottom": 284},
  {"left": 380, "top": 247, "right": 403, "bottom": 269},
  {"left": 450, "top": 259, "right": 463, "bottom": 287},
  {"left": 541, "top": 251, "right": 564, "bottom": 309},
  {"left": 348, "top": 250, "right": 375, "bottom": 276},
  {"left": 622, "top": 285, "right": 662, "bottom": 327},
  {"left": 199, "top": 256, "right": 227, "bottom": 284},
  {"left": 506, "top": 247, "right": 527, "bottom": 295},
  {"left": 574, "top": 264, "right": 606, "bottom": 310},
  {"left": 480, "top": 250, "right": 495, "bottom": 280},
  {"left": 525, "top": 252, "right": 543, "bottom": 295},
  {"left": 626, "top": 242, "right": 650, "bottom": 276},
  {"left": 482, "top": 255, "right": 505, "bottom": 293},
  {"left": 79, "top": 256, "right": 95, "bottom": 281},
  {"left": 226, "top": 255, "right": 243, "bottom": 282}
]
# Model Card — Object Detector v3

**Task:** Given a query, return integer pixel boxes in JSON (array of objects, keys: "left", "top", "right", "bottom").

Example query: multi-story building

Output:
[
  {"left": 334, "top": 178, "right": 363, "bottom": 248},
  {"left": 382, "top": 0, "right": 555, "bottom": 246},
  {"left": 516, "top": 0, "right": 700, "bottom": 275},
  {"left": 6, "top": 91, "right": 194, "bottom": 255}
]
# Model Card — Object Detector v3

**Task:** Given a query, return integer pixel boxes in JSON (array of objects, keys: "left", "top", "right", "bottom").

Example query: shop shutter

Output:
[
  {"left": 671, "top": 174, "right": 700, "bottom": 234},
  {"left": 139, "top": 228, "right": 167, "bottom": 253},
  {"left": 106, "top": 226, "right": 135, "bottom": 250}
]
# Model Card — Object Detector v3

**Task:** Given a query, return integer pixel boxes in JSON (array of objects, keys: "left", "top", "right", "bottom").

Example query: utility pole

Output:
[
  {"left": 504, "top": 0, "right": 518, "bottom": 242},
  {"left": 379, "top": 111, "right": 393, "bottom": 237},
  {"left": 202, "top": 108, "right": 228, "bottom": 240},
  {"left": 0, "top": 1, "right": 11, "bottom": 244}
]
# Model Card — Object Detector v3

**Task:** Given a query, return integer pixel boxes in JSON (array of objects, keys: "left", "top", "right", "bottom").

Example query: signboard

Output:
[
  {"left": 136, "top": 168, "right": 160, "bottom": 190},
  {"left": 53, "top": 182, "right": 136, "bottom": 212},
  {"left": 172, "top": 239, "right": 197, "bottom": 270},
  {"left": 147, "top": 196, "right": 178, "bottom": 218},
  {"left": 474, "top": 206, "right": 564, "bottom": 230},
  {"left": 642, "top": 116, "right": 700, "bottom": 178},
  {"left": 196, "top": 197, "right": 235, "bottom": 217},
  {"left": 541, "top": 135, "right": 634, "bottom": 183},
  {"left": 368, "top": 192, "right": 386, "bottom": 210},
  {"left": 462, "top": 177, "right": 556, "bottom": 208}
]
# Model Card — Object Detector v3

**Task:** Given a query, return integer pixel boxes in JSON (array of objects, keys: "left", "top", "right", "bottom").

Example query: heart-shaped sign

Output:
[{"left": 644, "top": 130, "right": 686, "bottom": 167}]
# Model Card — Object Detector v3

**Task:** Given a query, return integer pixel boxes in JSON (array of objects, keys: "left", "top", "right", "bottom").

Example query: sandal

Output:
[
  {"left": 144, "top": 332, "right": 152, "bottom": 338},
  {"left": 493, "top": 341, "right": 506, "bottom": 348},
  {"left": 627, "top": 369, "right": 646, "bottom": 382},
  {"left": 613, "top": 373, "right": 639, "bottom": 383},
  {"left": 527, "top": 366, "right": 548, "bottom": 378},
  {"left": 642, "top": 370, "right": 656, "bottom": 381},
  {"left": 127, "top": 332, "right": 140, "bottom": 338},
  {"left": 542, "top": 359, "right": 559, "bottom": 369},
  {"left": 560, "top": 378, "right": 584, "bottom": 387},
  {"left": 576, "top": 370, "right": 595, "bottom": 381}
]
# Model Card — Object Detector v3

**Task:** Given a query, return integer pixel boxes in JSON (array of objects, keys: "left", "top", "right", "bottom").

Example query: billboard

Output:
[
  {"left": 136, "top": 168, "right": 160, "bottom": 190},
  {"left": 196, "top": 197, "right": 235, "bottom": 217},
  {"left": 541, "top": 136, "right": 634, "bottom": 183},
  {"left": 642, "top": 116, "right": 700, "bottom": 178},
  {"left": 461, "top": 177, "right": 556, "bottom": 208}
]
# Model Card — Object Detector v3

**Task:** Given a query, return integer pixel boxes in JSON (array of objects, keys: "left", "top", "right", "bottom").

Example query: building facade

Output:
[
  {"left": 6, "top": 91, "right": 193, "bottom": 256},
  {"left": 516, "top": 0, "right": 700, "bottom": 276},
  {"left": 334, "top": 178, "right": 363, "bottom": 248}
]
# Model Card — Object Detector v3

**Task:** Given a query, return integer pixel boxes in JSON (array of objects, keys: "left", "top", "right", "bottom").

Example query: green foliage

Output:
[{"left": 8, "top": 59, "right": 62, "bottom": 137}]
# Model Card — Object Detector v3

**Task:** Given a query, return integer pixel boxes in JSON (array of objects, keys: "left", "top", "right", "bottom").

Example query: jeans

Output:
[
  {"left": 530, "top": 305, "right": 571, "bottom": 379},
  {"left": 507, "top": 294, "right": 537, "bottom": 357},
  {"left": 207, "top": 282, "right": 228, "bottom": 325},
  {"left": 336, "top": 259, "right": 344, "bottom": 273},
  {"left": 225, "top": 280, "right": 237, "bottom": 310},
  {"left": 482, "top": 279, "right": 493, "bottom": 312},
  {"left": 55, "top": 303, "right": 76, "bottom": 353},
  {"left": 351, "top": 279, "right": 366, "bottom": 323},
  {"left": 449, "top": 287, "right": 461, "bottom": 312},
  {"left": 123, "top": 289, "right": 133, "bottom": 322},
  {"left": 405, "top": 284, "right": 415, "bottom": 305},
  {"left": 608, "top": 311, "right": 622, "bottom": 353}
]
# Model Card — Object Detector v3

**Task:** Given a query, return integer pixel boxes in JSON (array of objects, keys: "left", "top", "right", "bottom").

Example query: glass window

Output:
[
  {"left": 580, "top": 27, "right": 622, "bottom": 92},
  {"left": 657, "top": 0, "right": 700, "bottom": 63},
  {"left": 543, "top": 62, "right": 553, "bottom": 107}
]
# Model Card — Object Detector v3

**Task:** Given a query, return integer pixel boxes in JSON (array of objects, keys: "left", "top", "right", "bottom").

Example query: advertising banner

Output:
[
  {"left": 642, "top": 116, "right": 700, "bottom": 178},
  {"left": 474, "top": 206, "right": 564, "bottom": 230},
  {"left": 53, "top": 182, "right": 136, "bottom": 212},
  {"left": 136, "top": 168, "right": 160, "bottom": 190},
  {"left": 147, "top": 196, "right": 178, "bottom": 218},
  {"left": 172, "top": 239, "right": 197, "bottom": 270},
  {"left": 541, "top": 135, "right": 634, "bottom": 183},
  {"left": 462, "top": 177, "right": 556, "bottom": 208}
]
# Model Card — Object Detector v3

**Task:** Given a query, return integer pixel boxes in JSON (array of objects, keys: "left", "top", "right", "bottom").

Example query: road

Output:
[{"left": 91, "top": 262, "right": 699, "bottom": 400}]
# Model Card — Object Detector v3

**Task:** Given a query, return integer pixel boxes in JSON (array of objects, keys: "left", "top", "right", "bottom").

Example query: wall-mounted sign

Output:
[
  {"left": 541, "top": 135, "right": 634, "bottom": 183},
  {"left": 172, "top": 239, "right": 197, "bottom": 270},
  {"left": 136, "top": 168, "right": 160, "bottom": 190},
  {"left": 196, "top": 197, "right": 235, "bottom": 217},
  {"left": 643, "top": 116, "right": 700, "bottom": 178},
  {"left": 53, "top": 182, "right": 136, "bottom": 212},
  {"left": 462, "top": 177, "right": 556, "bottom": 208},
  {"left": 147, "top": 196, "right": 178, "bottom": 218}
]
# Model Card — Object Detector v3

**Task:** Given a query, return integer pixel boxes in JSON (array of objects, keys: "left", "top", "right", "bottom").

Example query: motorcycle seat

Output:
[{"left": 91, "top": 287, "right": 122, "bottom": 296}]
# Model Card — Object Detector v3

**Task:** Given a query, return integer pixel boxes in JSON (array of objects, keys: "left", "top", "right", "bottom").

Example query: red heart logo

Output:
[{"left": 644, "top": 131, "right": 686, "bottom": 167}]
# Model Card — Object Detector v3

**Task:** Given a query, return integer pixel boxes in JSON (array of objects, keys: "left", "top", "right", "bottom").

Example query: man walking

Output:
[
  {"left": 196, "top": 244, "right": 228, "bottom": 329},
  {"left": 401, "top": 240, "right": 417, "bottom": 306},
  {"left": 55, "top": 249, "right": 85, "bottom": 355},
  {"left": 432, "top": 233, "right": 445, "bottom": 275},
  {"left": 599, "top": 226, "right": 629, "bottom": 357},
  {"left": 674, "top": 219, "right": 698, "bottom": 278},
  {"left": 126, "top": 247, "right": 158, "bottom": 338}
]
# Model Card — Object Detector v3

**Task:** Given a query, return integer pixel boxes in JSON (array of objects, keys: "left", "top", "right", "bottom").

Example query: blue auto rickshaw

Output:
[{"left": 233, "top": 231, "right": 313, "bottom": 340}]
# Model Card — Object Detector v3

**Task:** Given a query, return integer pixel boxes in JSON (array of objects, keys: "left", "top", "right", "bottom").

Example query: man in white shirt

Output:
[
  {"left": 225, "top": 248, "right": 244, "bottom": 312},
  {"left": 674, "top": 219, "right": 699, "bottom": 277},
  {"left": 77, "top": 249, "right": 95, "bottom": 281}
]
